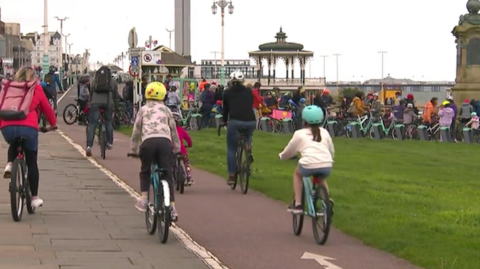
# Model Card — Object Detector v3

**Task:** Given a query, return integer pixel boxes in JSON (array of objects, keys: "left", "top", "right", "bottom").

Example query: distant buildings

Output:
[
  {"left": 194, "top": 59, "right": 257, "bottom": 79},
  {"left": 26, "top": 31, "right": 62, "bottom": 68}
]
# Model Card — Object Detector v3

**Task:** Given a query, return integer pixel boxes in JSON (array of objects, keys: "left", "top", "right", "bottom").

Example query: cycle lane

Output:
[
  {"left": 0, "top": 132, "right": 210, "bottom": 269},
  {"left": 56, "top": 91, "right": 423, "bottom": 269}
]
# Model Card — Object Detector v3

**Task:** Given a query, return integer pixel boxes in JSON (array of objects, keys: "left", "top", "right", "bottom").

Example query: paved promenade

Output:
[{"left": 0, "top": 132, "right": 209, "bottom": 269}]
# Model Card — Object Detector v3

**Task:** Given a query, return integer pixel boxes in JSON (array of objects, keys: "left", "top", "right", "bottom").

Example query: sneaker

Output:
[
  {"left": 170, "top": 206, "right": 179, "bottom": 222},
  {"left": 287, "top": 203, "right": 303, "bottom": 214},
  {"left": 85, "top": 147, "right": 92, "bottom": 157},
  {"left": 185, "top": 177, "right": 194, "bottom": 186},
  {"left": 106, "top": 143, "right": 113, "bottom": 150},
  {"left": 227, "top": 174, "right": 235, "bottom": 185},
  {"left": 3, "top": 162, "right": 12, "bottom": 179},
  {"left": 31, "top": 197, "right": 44, "bottom": 208},
  {"left": 135, "top": 199, "right": 147, "bottom": 212}
]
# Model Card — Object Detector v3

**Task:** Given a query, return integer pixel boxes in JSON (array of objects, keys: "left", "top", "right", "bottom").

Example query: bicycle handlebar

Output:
[{"left": 39, "top": 126, "right": 58, "bottom": 133}]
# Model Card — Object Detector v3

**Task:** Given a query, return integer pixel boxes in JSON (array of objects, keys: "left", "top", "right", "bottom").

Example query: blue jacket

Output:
[{"left": 44, "top": 73, "right": 63, "bottom": 94}]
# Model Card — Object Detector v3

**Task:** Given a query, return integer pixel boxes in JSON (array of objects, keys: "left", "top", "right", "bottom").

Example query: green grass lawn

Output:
[{"left": 118, "top": 126, "right": 480, "bottom": 269}]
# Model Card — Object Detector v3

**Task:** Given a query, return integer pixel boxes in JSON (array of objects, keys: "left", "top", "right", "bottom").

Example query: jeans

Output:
[
  {"left": 1, "top": 126, "right": 40, "bottom": 196},
  {"left": 46, "top": 88, "right": 58, "bottom": 112},
  {"left": 86, "top": 104, "right": 113, "bottom": 148},
  {"left": 226, "top": 120, "right": 256, "bottom": 174}
]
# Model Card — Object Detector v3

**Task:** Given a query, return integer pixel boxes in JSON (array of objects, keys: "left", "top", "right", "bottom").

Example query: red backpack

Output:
[{"left": 0, "top": 79, "right": 37, "bottom": 120}]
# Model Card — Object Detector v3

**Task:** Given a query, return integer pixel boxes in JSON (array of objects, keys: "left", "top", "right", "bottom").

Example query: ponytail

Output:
[{"left": 310, "top": 124, "right": 322, "bottom": 142}]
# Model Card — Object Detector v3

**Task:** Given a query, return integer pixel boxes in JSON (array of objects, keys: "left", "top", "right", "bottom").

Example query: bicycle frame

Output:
[
  {"left": 376, "top": 117, "right": 396, "bottom": 135},
  {"left": 151, "top": 164, "right": 170, "bottom": 207},
  {"left": 302, "top": 177, "right": 321, "bottom": 218}
]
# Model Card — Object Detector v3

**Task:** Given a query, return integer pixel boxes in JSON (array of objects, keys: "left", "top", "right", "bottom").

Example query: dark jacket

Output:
[
  {"left": 200, "top": 90, "right": 215, "bottom": 111},
  {"left": 222, "top": 84, "right": 256, "bottom": 122},
  {"left": 90, "top": 79, "right": 118, "bottom": 108},
  {"left": 321, "top": 95, "right": 334, "bottom": 107},
  {"left": 313, "top": 96, "right": 327, "bottom": 109}
]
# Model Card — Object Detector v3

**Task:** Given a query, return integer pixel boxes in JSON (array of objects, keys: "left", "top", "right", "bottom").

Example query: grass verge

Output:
[{"left": 117, "top": 126, "right": 480, "bottom": 269}]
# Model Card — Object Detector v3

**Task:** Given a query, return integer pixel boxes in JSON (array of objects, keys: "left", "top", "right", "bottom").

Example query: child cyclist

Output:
[
  {"left": 171, "top": 112, "right": 193, "bottom": 185},
  {"left": 128, "top": 82, "right": 182, "bottom": 221},
  {"left": 278, "top": 105, "right": 335, "bottom": 214}
]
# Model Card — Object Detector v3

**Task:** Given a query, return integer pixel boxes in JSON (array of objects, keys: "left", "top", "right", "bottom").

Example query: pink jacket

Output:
[
  {"left": 176, "top": 126, "right": 192, "bottom": 155},
  {"left": 0, "top": 84, "right": 57, "bottom": 130}
]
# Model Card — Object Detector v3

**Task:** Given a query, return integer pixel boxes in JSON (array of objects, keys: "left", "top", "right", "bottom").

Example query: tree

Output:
[{"left": 337, "top": 87, "right": 363, "bottom": 103}]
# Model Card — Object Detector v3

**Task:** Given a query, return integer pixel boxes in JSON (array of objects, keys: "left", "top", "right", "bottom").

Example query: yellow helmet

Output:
[
  {"left": 145, "top": 82, "right": 166, "bottom": 101},
  {"left": 442, "top": 100, "right": 450, "bottom": 106}
]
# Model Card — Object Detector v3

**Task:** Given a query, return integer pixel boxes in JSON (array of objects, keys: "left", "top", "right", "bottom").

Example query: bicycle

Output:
[
  {"left": 173, "top": 153, "right": 188, "bottom": 194},
  {"left": 345, "top": 112, "right": 375, "bottom": 138},
  {"left": 10, "top": 126, "right": 57, "bottom": 222},
  {"left": 218, "top": 123, "right": 252, "bottom": 194},
  {"left": 292, "top": 174, "right": 332, "bottom": 245},
  {"left": 63, "top": 99, "right": 87, "bottom": 125},
  {"left": 127, "top": 153, "right": 172, "bottom": 244},
  {"left": 39, "top": 97, "right": 55, "bottom": 128},
  {"left": 85, "top": 109, "right": 107, "bottom": 159}
]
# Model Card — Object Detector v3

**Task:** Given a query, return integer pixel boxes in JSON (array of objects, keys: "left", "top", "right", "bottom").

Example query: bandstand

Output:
[{"left": 249, "top": 27, "right": 314, "bottom": 86}]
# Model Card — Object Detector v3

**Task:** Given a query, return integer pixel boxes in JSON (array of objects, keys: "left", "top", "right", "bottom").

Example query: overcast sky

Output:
[{"left": 1, "top": 0, "right": 466, "bottom": 81}]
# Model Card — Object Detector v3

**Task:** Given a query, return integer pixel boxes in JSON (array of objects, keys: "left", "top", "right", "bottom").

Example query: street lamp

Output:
[{"left": 211, "top": 0, "right": 234, "bottom": 85}]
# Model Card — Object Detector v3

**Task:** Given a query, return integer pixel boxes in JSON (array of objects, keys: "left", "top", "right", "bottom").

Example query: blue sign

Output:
[{"left": 131, "top": 56, "right": 139, "bottom": 67}]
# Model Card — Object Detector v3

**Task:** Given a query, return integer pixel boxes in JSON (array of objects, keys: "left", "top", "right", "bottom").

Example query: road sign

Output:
[
  {"left": 129, "top": 65, "right": 139, "bottom": 77},
  {"left": 128, "top": 47, "right": 144, "bottom": 57},
  {"left": 128, "top": 28, "right": 138, "bottom": 49},
  {"left": 141, "top": 50, "right": 162, "bottom": 66},
  {"left": 131, "top": 56, "right": 139, "bottom": 67}
]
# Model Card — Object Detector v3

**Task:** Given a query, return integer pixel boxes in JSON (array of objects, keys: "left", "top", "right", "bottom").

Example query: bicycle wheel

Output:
[
  {"left": 312, "top": 185, "right": 332, "bottom": 245},
  {"left": 62, "top": 104, "right": 78, "bottom": 125},
  {"left": 145, "top": 179, "right": 158, "bottom": 235},
  {"left": 10, "top": 159, "right": 25, "bottom": 222},
  {"left": 292, "top": 186, "right": 305, "bottom": 236},
  {"left": 157, "top": 184, "right": 171, "bottom": 244},
  {"left": 99, "top": 126, "right": 106, "bottom": 159},
  {"left": 240, "top": 144, "right": 251, "bottom": 195},
  {"left": 177, "top": 162, "right": 186, "bottom": 194},
  {"left": 25, "top": 173, "right": 35, "bottom": 215},
  {"left": 232, "top": 146, "right": 242, "bottom": 190}
]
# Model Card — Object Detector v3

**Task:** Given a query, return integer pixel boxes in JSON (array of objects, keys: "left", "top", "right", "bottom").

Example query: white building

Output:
[{"left": 27, "top": 31, "right": 62, "bottom": 68}]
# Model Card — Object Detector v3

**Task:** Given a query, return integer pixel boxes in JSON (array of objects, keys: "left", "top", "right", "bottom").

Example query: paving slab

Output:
[{"left": 0, "top": 133, "right": 209, "bottom": 269}]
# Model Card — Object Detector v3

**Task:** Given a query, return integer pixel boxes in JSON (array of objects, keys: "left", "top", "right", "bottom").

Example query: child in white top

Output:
[
  {"left": 467, "top": 112, "right": 480, "bottom": 131},
  {"left": 279, "top": 105, "right": 335, "bottom": 214}
]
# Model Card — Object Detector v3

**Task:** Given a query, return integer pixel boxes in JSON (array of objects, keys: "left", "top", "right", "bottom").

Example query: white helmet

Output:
[{"left": 230, "top": 70, "right": 245, "bottom": 82}]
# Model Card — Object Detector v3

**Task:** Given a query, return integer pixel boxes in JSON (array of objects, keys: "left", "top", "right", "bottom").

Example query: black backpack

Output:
[{"left": 94, "top": 67, "right": 111, "bottom": 93}]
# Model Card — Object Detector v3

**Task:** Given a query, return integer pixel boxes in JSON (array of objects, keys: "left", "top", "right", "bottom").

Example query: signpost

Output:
[{"left": 128, "top": 28, "right": 138, "bottom": 49}]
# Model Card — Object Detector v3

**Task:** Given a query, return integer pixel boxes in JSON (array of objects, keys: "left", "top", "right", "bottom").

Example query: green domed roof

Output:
[{"left": 258, "top": 27, "right": 304, "bottom": 52}]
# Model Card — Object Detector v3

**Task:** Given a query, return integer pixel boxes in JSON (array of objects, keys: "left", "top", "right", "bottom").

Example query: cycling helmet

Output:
[
  {"left": 230, "top": 70, "right": 245, "bottom": 82},
  {"left": 446, "top": 95, "right": 454, "bottom": 101},
  {"left": 171, "top": 112, "right": 182, "bottom": 122},
  {"left": 472, "top": 112, "right": 477, "bottom": 117},
  {"left": 407, "top": 103, "right": 413, "bottom": 108},
  {"left": 323, "top": 88, "right": 330, "bottom": 94},
  {"left": 299, "top": 98, "right": 306, "bottom": 104},
  {"left": 442, "top": 100, "right": 450, "bottom": 106},
  {"left": 40, "top": 81, "right": 47, "bottom": 88},
  {"left": 373, "top": 92, "right": 379, "bottom": 97},
  {"left": 145, "top": 82, "right": 167, "bottom": 101},
  {"left": 302, "top": 105, "right": 324, "bottom": 125}
]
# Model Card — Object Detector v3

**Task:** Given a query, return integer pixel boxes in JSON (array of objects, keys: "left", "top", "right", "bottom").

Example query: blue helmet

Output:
[
  {"left": 40, "top": 81, "right": 47, "bottom": 88},
  {"left": 299, "top": 98, "right": 306, "bottom": 104},
  {"left": 302, "top": 105, "right": 324, "bottom": 124}
]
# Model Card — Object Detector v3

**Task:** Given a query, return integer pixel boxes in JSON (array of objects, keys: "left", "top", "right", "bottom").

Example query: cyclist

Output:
[
  {"left": 222, "top": 71, "right": 256, "bottom": 185},
  {"left": 278, "top": 105, "right": 334, "bottom": 214},
  {"left": 43, "top": 66, "right": 63, "bottom": 114},
  {"left": 85, "top": 66, "right": 118, "bottom": 157},
  {"left": 128, "top": 82, "right": 181, "bottom": 220},
  {"left": 0, "top": 66, "right": 57, "bottom": 208},
  {"left": 172, "top": 112, "right": 193, "bottom": 185}
]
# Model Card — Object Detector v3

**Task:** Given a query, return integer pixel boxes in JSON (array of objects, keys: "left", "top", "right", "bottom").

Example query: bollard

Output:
[
  {"left": 394, "top": 124, "right": 406, "bottom": 140},
  {"left": 348, "top": 122, "right": 362, "bottom": 138},
  {"left": 371, "top": 123, "right": 384, "bottom": 139},
  {"left": 282, "top": 118, "right": 294, "bottom": 133},
  {"left": 417, "top": 125, "right": 429, "bottom": 140},
  {"left": 259, "top": 117, "right": 272, "bottom": 132},
  {"left": 463, "top": 127, "right": 474, "bottom": 143},
  {"left": 439, "top": 126, "right": 452, "bottom": 142},
  {"left": 326, "top": 120, "right": 337, "bottom": 137}
]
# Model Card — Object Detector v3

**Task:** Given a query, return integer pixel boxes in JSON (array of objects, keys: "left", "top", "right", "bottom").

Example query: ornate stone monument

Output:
[{"left": 452, "top": 0, "right": 480, "bottom": 101}]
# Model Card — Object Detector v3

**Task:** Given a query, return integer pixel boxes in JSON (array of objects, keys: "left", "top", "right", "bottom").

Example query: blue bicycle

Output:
[
  {"left": 292, "top": 175, "right": 332, "bottom": 245},
  {"left": 127, "top": 154, "right": 172, "bottom": 244}
]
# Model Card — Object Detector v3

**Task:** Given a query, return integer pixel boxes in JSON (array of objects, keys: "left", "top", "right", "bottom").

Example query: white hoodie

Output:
[{"left": 279, "top": 128, "right": 334, "bottom": 169}]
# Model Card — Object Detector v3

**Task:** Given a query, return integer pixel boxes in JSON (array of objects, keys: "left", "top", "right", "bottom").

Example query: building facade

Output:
[
  {"left": 28, "top": 31, "right": 62, "bottom": 68},
  {"left": 5, "top": 23, "right": 20, "bottom": 36},
  {"left": 197, "top": 59, "right": 257, "bottom": 79}
]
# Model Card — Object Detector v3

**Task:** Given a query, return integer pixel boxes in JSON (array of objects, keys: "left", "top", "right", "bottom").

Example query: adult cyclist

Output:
[
  {"left": 222, "top": 71, "right": 256, "bottom": 185},
  {"left": 43, "top": 66, "right": 63, "bottom": 114}
]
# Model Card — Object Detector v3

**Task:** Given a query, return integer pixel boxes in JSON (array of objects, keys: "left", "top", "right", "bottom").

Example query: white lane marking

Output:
[
  {"left": 301, "top": 252, "right": 342, "bottom": 269},
  {"left": 56, "top": 94, "right": 228, "bottom": 269},
  {"left": 57, "top": 85, "right": 74, "bottom": 103}
]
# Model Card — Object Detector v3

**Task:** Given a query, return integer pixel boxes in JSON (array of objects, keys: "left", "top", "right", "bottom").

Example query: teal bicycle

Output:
[
  {"left": 345, "top": 111, "right": 375, "bottom": 138},
  {"left": 127, "top": 154, "right": 172, "bottom": 244},
  {"left": 292, "top": 175, "right": 332, "bottom": 245}
]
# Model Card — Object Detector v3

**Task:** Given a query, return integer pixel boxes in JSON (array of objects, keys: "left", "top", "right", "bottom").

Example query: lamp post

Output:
[
  {"left": 165, "top": 29, "right": 174, "bottom": 49},
  {"left": 333, "top": 53, "right": 341, "bottom": 93},
  {"left": 211, "top": 51, "right": 220, "bottom": 79},
  {"left": 42, "top": 0, "right": 50, "bottom": 78},
  {"left": 211, "top": 0, "right": 234, "bottom": 86},
  {"left": 378, "top": 51, "right": 387, "bottom": 92},
  {"left": 63, "top": 33, "right": 70, "bottom": 71},
  {"left": 55, "top": 16, "right": 68, "bottom": 83}
]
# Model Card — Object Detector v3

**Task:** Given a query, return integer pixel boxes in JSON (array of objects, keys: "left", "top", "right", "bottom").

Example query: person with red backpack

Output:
[{"left": 0, "top": 67, "right": 57, "bottom": 208}]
